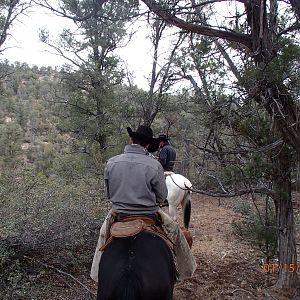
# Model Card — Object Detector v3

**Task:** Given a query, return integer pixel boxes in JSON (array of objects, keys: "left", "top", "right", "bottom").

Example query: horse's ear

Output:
[{"left": 181, "top": 228, "right": 193, "bottom": 248}]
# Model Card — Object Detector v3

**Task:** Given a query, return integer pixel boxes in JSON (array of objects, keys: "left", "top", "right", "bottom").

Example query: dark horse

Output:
[{"left": 97, "top": 230, "right": 176, "bottom": 300}]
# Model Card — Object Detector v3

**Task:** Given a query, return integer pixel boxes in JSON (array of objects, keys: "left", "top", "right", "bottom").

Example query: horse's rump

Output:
[
  {"left": 97, "top": 230, "right": 176, "bottom": 300},
  {"left": 166, "top": 173, "right": 192, "bottom": 228},
  {"left": 166, "top": 173, "right": 192, "bottom": 191}
]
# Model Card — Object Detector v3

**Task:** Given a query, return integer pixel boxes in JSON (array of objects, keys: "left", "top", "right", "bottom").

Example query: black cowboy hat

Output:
[
  {"left": 158, "top": 134, "right": 170, "bottom": 141},
  {"left": 127, "top": 126, "right": 160, "bottom": 152}
]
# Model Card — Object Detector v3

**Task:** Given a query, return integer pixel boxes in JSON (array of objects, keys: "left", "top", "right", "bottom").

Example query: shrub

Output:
[
  {"left": 0, "top": 165, "right": 109, "bottom": 252},
  {"left": 0, "top": 240, "right": 27, "bottom": 299},
  {"left": 232, "top": 197, "right": 277, "bottom": 260}
]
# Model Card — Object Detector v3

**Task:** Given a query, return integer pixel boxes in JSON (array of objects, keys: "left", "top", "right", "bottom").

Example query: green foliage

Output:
[
  {"left": 0, "top": 164, "right": 107, "bottom": 250},
  {"left": 0, "top": 62, "right": 109, "bottom": 260},
  {"left": 232, "top": 198, "right": 277, "bottom": 259},
  {"left": 264, "top": 39, "right": 300, "bottom": 84},
  {"left": 237, "top": 113, "right": 271, "bottom": 143},
  {"left": 0, "top": 121, "right": 24, "bottom": 165},
  {"left": 52, "top": 153, "right": 87, "bottom": 180},
  {"left": 0, "top": 241, "right": 26, "bottom": 300},
  {"left": 0, "top": 61, "right": 109, "bottom": 292},
  {"left": 244, "top": 153, "right": 272, "bottom": 180},
  {"left": 38, "top": 0, "right": 140, "bottom": 160},
  {"left": 243, "top": 38, "right": 300, "bottom": 86}
]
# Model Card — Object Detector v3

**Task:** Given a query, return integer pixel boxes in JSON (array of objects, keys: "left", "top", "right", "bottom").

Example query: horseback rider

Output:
[
  {"left": 158, "top": 134, "right": 176, "bottom": 172},
  {"left": 91, "top": 125, "right": 196, "bottom": 283},
  {"left": 104, "top": 125, "right": 166, "bottom": 216}
]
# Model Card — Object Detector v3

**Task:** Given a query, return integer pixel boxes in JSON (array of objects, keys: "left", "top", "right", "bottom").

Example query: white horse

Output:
[{"left": 165, "top": 173, "right": 192, "bottom": 229}]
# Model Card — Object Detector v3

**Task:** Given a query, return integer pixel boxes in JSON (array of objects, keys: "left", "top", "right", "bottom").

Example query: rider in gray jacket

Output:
[{"left": 105, "top": 143, "right": 167, "bottom": 215}]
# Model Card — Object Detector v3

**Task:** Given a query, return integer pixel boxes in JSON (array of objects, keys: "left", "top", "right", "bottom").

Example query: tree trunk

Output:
[
  {"left": 257, "top": 82, "right": 300, "bottom": 158},
  {"left": 272, "top": 147, "right": 298, "bottom": 294}
]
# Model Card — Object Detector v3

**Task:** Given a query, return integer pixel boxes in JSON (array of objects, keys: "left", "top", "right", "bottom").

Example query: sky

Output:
[
  {"left": 1, "top": 2, "right": 243, "bottom": 91},
  {"left": 3, "top": 7, "right": 71, "bottom": 66},
  {"left": 2, "top": 4, "right": 156, "bottom": 89},
  {"left": 0, "top": 2, "right": 261, "bottom": 151}
]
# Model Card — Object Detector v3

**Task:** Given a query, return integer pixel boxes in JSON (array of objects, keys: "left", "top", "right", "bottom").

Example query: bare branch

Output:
[
  {"left": 34, "top": 0, "right": 107, "bottom": 22},
  {"left": 214, "top": 40, "right": 245, "bottom": 86},
  {"left": 187, "top": 185, "right": 275, "bottom": 198},
  {"left": 190, "top": 138, "right": 284, "bottom": 156},
  {"left": 0, "top": 1, "right": 33, "bottom": 51},
  {"left": 24, "top": 255, "right": 96, "bottom": 297}
]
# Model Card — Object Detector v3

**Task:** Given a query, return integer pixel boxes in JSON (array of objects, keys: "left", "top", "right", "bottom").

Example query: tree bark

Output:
[
  {"left": 256, "top": 82, "right": 300, "bottom": 159},
  {"left": 272, "top": 147, "right": 298, "bottom": 294}
]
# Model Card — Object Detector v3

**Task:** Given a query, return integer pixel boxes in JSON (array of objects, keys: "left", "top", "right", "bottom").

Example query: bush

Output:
[
  {"left": 0, "top": 165, "right": 109, "bottom": 252},
  {"left": 232, "top": 197, "right": 277, "bottom": 260},
  {"left": 0, "top": 240, "right": 27, "bottom": 299}
]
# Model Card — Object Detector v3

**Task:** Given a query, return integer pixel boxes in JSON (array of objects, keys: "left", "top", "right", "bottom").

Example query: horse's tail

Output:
[
  {"left": 182, "top": 190, "right": 191, "bottom": 229},
  {"left": 115, "top": 272, "right": 141, "bottom": 300}
]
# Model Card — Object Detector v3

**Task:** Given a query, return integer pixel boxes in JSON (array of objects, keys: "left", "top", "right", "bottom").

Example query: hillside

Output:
[{"left": 1, "top": 62, "right": 298, "bottom": 300}]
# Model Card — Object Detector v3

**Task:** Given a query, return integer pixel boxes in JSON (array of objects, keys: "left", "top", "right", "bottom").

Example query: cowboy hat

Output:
[
  {"left": 127, "top": 126, "right": 160, "bottom": 152},
  {"left": 158, "top": 134, "right": 170, "bottom": 141}
]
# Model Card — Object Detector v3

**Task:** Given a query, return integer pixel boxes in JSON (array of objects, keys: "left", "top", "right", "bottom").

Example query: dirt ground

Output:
[{"left": 172, "top": 195, "right": 287, "bottom": 300}]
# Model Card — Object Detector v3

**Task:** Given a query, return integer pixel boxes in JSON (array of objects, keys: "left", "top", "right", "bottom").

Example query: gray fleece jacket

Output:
[{"left": 104, "top": 144, "right": 168, "bottom": 215}]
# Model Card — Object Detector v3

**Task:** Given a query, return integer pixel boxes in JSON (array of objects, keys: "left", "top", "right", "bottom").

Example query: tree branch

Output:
[
  {"left": 190, "top": 138, "right": 284, "bottom": 155},
  {"left": 141, "top": 0, "right": 252, "bottom": 49},
  {"left": 34, "top": 0, "right": 107, "bottom": 22},
  {"left": 0, "top": 1, "right": 33, "bottom": 51},
  {"left": 24, "top": 255, "right": 96, "bottom": 297},
  {"left": 187, "top": 185, "right": 275, "bottom": 198}
]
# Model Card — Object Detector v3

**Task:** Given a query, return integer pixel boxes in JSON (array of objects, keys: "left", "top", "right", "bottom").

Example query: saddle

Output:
[
  {"left": 110, "top": 218, "right": 148, "bottom": 237},
  {"left": 100, "top": 215, "right": 174, "bottom": 251}
]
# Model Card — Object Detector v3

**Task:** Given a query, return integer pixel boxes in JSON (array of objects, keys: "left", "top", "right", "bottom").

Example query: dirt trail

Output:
[{"left": 173, "top": 195, "right": 281, "bottom": 300}]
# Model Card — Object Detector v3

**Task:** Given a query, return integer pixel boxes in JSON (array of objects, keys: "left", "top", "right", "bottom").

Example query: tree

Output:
[
  {"left": 118, "top": 16, "right": 186, "bottom": 129},
  {"left": 131, "top": 0, "right": 300, "bottom": 294},
  {"left": 140, "top": 0, "right": 300, "bottom": 157},
  {"left": 140, "top": 18, "right": 185, "bottom": 126},
  {"left": 24, "top": 0, "right": 300, "bottom": 295},
  {"left": 0, "top": 0, "right": 33, "bottom": 52},
  {"left": 39, "top": 0, "right": 139, "bottom": 165}
]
